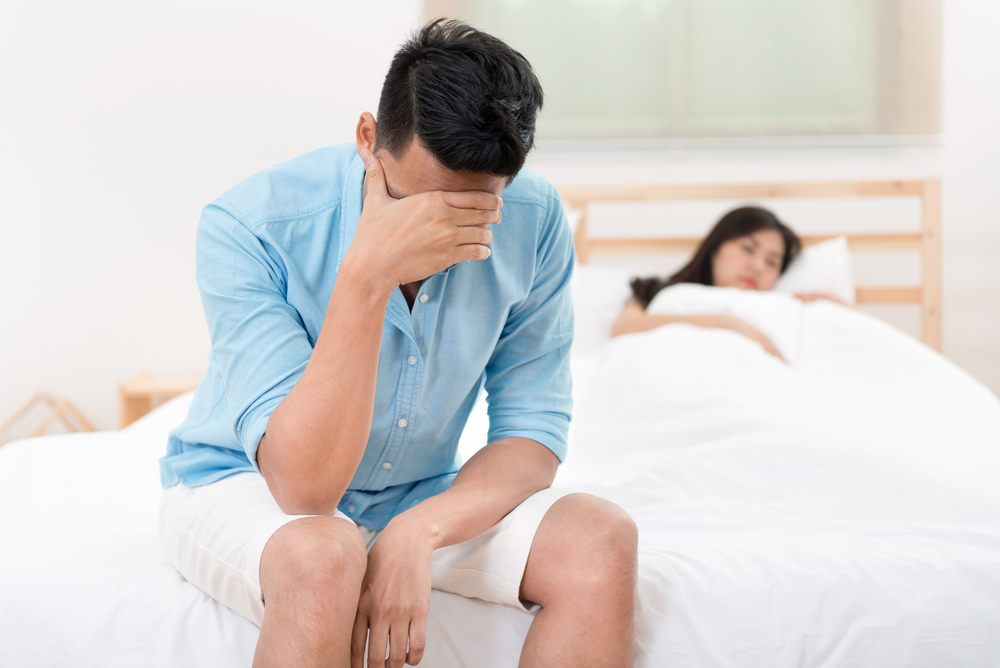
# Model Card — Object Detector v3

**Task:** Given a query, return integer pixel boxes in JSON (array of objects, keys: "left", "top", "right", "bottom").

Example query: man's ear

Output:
[{"left": 356, "top": 112, "right": 377, "bottom": 156}]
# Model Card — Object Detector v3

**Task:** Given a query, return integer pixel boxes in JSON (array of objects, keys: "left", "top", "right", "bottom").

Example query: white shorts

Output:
[{"left": 159, "top": 472, "right": 574, "bottom": 626}]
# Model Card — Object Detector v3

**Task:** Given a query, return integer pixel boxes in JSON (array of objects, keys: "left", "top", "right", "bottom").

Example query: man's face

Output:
[{"left": 374, "top": 138, "right": 507, "bottom": 201}]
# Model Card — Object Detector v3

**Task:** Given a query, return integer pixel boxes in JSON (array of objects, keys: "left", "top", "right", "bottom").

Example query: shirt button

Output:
[
  {"left": 397, "top": 418, "right": 408, "bottom": 428},
  {"left": 348, "top": 505, "right": 356, "bottom": 513},
  {"left": 382, "top": 461, "right": 392, "bottom": 469},
  {"left": 418, "top": 294, "right": 429, "bottom": 303},
  {"left": 408, "top": 356, "right": 417, "bottom": 365}
]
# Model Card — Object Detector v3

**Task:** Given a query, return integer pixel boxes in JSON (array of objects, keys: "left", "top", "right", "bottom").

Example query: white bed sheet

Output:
[{"left": 3, "top": 285, "right": 1000, "bottom": 667}]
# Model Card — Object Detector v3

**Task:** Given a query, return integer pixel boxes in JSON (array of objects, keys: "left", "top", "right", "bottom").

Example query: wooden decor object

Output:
[
  {"left": 559, "top": 179, "right": 943, "bottom": 351},
  {"left": 119, "top": 373, "right": 201, "bottom": 429},
  {"left": 0, "top": 392, "right": 97, "bottom": 446}
]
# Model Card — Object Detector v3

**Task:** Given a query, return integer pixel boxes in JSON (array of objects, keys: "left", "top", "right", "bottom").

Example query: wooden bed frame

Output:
[{"left": 557, "top": 179, "right": 942, "bottom": 351}]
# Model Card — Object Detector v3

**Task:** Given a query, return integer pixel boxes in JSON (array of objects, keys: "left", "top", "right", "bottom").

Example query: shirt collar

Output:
[
  {"left": 336, "top": 151, "right": 366, "bottom": 274},
  {"left": 335, "top": 152, "right": 416, "bottom": 340}
]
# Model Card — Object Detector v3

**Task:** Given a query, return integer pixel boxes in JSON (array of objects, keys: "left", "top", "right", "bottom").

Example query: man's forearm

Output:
[
  {"left": 384, "top": 436, "right": 560, "bottom": 550},
  {"left": 258, "top": 256, "right": 393, "bottom": 515}
]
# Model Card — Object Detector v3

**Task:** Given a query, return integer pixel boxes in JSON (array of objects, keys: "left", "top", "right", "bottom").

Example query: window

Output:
[{"left": 426, "top": 0, "right": 941, "bottom": 146}]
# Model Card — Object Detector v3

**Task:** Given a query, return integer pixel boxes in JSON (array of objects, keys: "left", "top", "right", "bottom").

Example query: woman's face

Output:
[{"left": 711, "top": 229, "right": 785, "bottom": 291}]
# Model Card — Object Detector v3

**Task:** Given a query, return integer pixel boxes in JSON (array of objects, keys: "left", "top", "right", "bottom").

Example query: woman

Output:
[{"left": 611, "top": 206, "right": 832, "bottom": 361}]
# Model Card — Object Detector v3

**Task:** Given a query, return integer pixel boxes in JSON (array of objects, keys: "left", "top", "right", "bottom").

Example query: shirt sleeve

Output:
[
  {"left": 195, "top": 202, "right": 314, "bottom": 469},
  {"left": 483, "top": 186, "right": 575, "bottom": 461}
]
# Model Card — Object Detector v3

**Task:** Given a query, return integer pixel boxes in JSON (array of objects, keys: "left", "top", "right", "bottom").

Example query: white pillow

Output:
[
  {"left": 773, "top": 236, "right": 855, "bottom": 305},
  {"left": 570, "top": 265, "right": 633, "bottom": 358},
  {"left": 564, "top": 208, "right": 582, "bottom": 235}
]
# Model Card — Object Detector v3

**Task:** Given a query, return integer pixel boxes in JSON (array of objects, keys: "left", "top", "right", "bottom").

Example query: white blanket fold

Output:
[{"left": 2, "top": 286, "right": 1000, "bottom": 667}]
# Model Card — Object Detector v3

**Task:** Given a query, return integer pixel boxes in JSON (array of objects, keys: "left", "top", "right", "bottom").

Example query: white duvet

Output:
[{"left": 2, "top": 284, "right": 1000, "bottom": 667}]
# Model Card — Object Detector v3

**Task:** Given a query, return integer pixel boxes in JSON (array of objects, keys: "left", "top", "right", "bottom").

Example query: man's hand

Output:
[
  {"left": 351, "top": 518, "right": 435, "bottom": 668},
  {"left": 349, "top": 438, "right": 556, "bottom": 667},
  {"left": 346, "top": 150, "right": 501, "bottom": 292}
]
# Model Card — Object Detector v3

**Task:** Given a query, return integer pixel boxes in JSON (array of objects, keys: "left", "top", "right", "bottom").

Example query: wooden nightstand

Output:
[{"left": 118, "top": 373, "right": 200, "bottom": 429}]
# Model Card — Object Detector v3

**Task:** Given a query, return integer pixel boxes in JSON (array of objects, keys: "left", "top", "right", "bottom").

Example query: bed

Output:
[{"left": 2, "top": 180, "right": 1000, "bottom": 667}]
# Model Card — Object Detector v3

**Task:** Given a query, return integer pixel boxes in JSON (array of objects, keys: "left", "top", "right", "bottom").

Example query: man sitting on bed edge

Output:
[{"left": 157, "top": 19, "right": 638, "bottom": 668}]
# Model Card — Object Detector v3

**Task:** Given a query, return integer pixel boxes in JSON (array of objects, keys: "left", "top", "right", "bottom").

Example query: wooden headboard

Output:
[{"left": 557, "top": 179, "right": 942, "bottom": 351}]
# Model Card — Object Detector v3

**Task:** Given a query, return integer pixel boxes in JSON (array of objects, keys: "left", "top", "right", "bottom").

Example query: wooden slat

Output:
[
  {"left": 559, "top": 178, "right": 943, "bottom": 352},
  {"left": 0, "top": 391, "right": 44, "bottom": 437},
  {"left": 30, "top": 399, "right": 69, "bottom": 438},
  {"left": 118, "top": 372, "right": 201, "bottom": 428},
  {"left": 571, "top": 208, "right": 592, "bottom": 264},
  {"left": 584, "top": 233, "right": 923, "bottom": 256},
  {"left": 920, "top": 179, "right": 943, "bottom": 350},
  {"left": 588, "top": 238, "right": 700, "bottom": 254},
  {"left": 557, "top": 180, "right": 923, "bottom": 204},
  {"left": 119, "top": 373, "right": 201, "bottom": 397},
  {"left": 856, "top": 287, "right": 923, "bottom": 304},
  {"left": 807, "top": 233, "right": 923, "bottom": 251},
  {"left": 63, "top": 401, "right": 97, "bottom": 433}
]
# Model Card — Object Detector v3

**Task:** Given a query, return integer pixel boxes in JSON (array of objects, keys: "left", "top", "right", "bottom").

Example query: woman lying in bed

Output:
[{"left": 611, "top": 206, "right": 843, "bottom": 360}]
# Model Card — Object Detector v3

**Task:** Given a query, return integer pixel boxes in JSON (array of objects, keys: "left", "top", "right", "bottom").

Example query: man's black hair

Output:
[{"left": 374, "top": 19, "right": 543, "bottom": 179}]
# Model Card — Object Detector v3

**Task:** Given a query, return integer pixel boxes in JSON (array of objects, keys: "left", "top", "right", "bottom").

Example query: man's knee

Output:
[
  {"left": 261, "top": 516, "right": 367, "bottom": 603},
  {"left": 561, "top": 494, "right": 638, "bottom": 585},
  {"left": 527, "top": 494, "right": 638, "bottom": 602}
]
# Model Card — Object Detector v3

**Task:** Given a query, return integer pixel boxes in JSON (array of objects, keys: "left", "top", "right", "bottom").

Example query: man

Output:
[{"left": 159, "top": 20, "right": 638, "bottom": 668}]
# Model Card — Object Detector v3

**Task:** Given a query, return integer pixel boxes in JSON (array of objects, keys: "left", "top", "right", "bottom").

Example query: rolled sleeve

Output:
[
  {"left": 484, "top": 190, "right": 575, "bottom": 461},
  {"left": 196, "top": 202, "right": 314, "bottom": 466}
]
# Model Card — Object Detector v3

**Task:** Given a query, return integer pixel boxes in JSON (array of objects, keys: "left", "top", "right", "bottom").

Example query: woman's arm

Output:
[
  {"left": 611, "top": 300, "right": 786, "bottom": 362},
  {"left": 795, "top": 292, "right": 851, "bottom": 307},
  {"left": 612, "top": 300, "right": 735, "bottom": 337}
]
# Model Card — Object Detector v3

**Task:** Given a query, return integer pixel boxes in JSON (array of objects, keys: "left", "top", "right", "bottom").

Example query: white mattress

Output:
[{"left": 2, "top": 284, "right": 1000, "bottom": 667}]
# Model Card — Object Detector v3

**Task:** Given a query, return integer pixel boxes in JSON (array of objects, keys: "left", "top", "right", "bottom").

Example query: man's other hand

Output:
[
  {"left": 348, "top": 149, "right": 501, "bottom": 292},
  {"left": 351, "top": 518, "right": 436, "bottom": 668}
]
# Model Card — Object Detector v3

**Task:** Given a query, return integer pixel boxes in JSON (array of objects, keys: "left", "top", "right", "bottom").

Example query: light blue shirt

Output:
[{"left": 159, "top": 143, "right": 574, "bottom": 529}]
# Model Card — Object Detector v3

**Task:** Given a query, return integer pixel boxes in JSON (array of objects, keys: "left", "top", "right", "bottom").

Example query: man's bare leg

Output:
[
  {"left": 518, "top": 494, "right": 639, "bottom": 668},
  {"left": 253, "top": 516, "right": 368, "bottom": 668}
]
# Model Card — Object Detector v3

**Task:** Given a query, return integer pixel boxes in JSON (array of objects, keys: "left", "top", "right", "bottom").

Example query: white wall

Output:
[
  {"left": 528, "top": 0, "right": 1000, "bottom": 397},
  {"left": 1, "top": 0, "right": 997, "bottom": 431},
  {"left": 0, "top": 1, "right": 422, "bottom": 430}
]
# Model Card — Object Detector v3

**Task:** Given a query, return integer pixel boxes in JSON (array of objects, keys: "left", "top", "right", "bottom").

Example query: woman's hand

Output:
[
  {"left": 351, "top": 519, "right": 434, "bottom": 668},
  {"left": 795, "top": 292, "right": 846, "bottom": 306},
  {"left": 718, "top": 314, "right": 787, "bottom": 363},
  {"left": 612, "top": 305, "right": 786, "bottom": 363}
]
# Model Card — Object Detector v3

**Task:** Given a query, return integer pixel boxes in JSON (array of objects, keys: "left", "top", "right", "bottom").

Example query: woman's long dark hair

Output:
[{"left": 630, "top": 206, "right": 801, "bottom": 309}]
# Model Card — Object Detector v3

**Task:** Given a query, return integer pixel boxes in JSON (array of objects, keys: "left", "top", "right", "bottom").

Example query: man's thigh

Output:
[
  {"left": 158, "top": 472, "right": 353, "bottom": 626},
  {"left": 426, "top": 487, "right": 578, "bottom": 610}
]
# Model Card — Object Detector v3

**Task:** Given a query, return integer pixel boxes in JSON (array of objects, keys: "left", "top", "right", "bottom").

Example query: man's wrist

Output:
[
  {"left": 338, "top": 249, "right": 397, "bottom": 301},
  {"left": 384, "top": 508, "right": 443, "bottom": 552}
]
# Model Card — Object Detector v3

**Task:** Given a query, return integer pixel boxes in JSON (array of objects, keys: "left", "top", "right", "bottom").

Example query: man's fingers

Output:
[
  {"left": 350, "top": 612, "right": 370, "bottom": 668},
  {"left": 367, "top": 624, "right": 389, "bottom": 668},
  {"left": 406, "top": 618, "right": 427, "bottom": 666},
  {"left": 441, "top": 190, "right": 502, "bottom": 211},
  {"left": 465, "top": 207, "right": 502, "bottom": 227},
  {"left": 455, "top": 226, "right": 493, "bottom": 247},
  {"left": 360, "top": 150, "right": 389, "bottom": 202},
  {"left": 388, "top": 622, "right": 409, "bottom": 668},
  {"left": 455, "top": 243, "right": 491, "bottom": 263}
]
